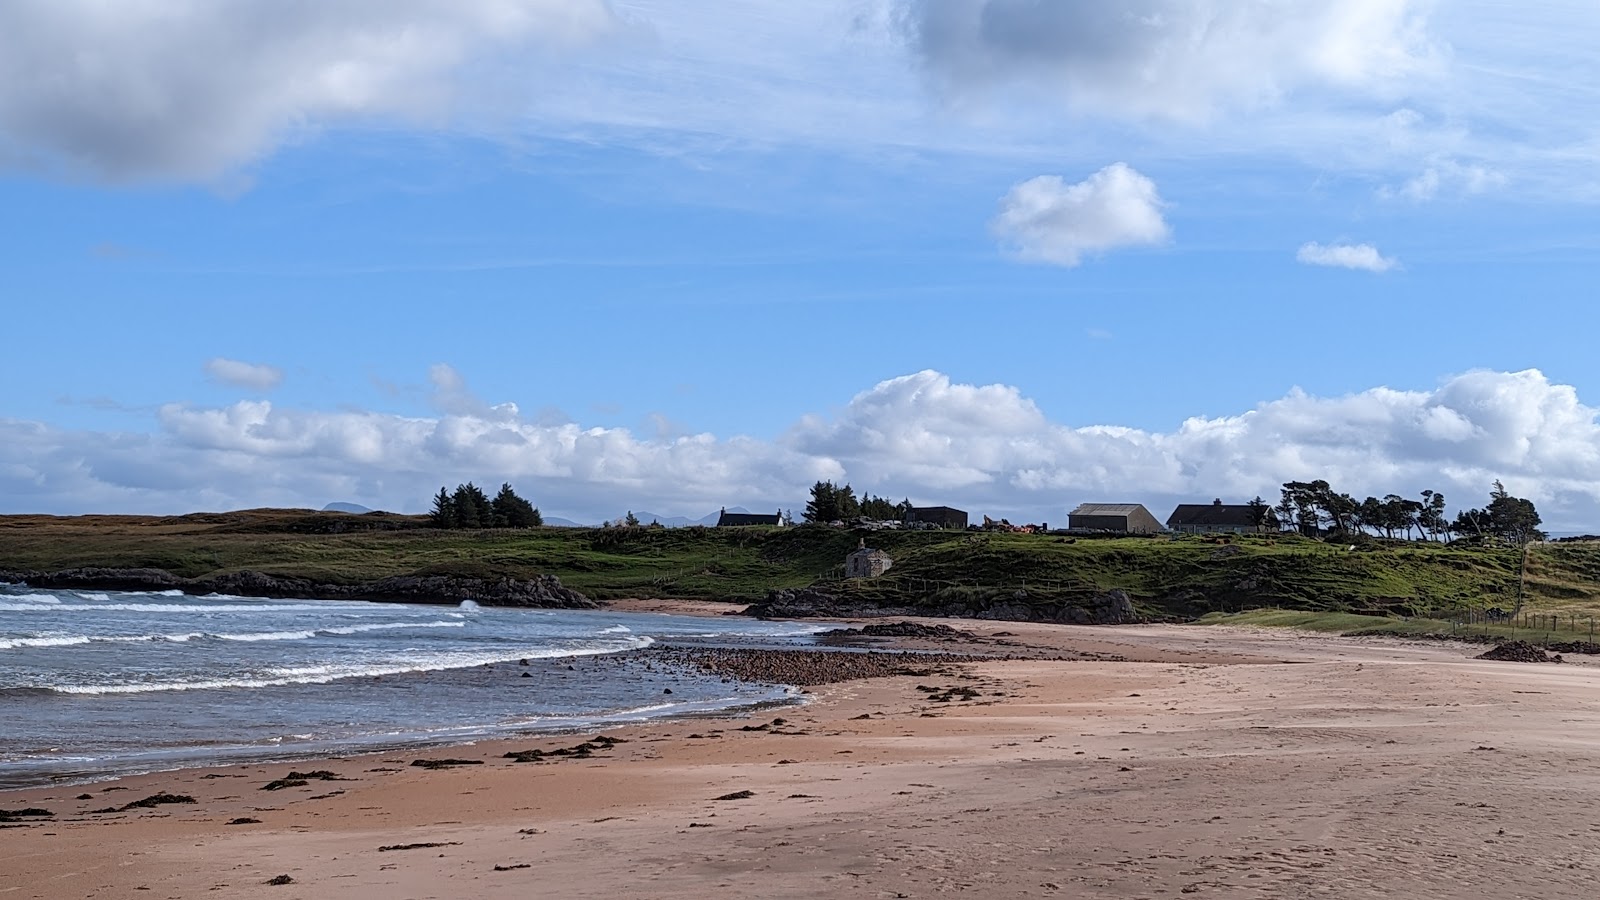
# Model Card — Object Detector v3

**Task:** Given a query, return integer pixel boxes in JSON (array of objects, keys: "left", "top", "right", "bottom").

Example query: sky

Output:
[{"left": 3, "top": 1, "right": 1600, "bottom": 528}]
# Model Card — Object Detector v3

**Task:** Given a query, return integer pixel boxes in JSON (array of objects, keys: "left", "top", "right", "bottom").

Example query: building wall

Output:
[
  {"left": 909, "top": 508, "right": 968, "bottom": 529},
  {"left": 1071, "top": 508, "right": 1164, "bottom": 534},
  {"left": 846, "top": 552, "right": 892, "bottom": 578},
  {"left": 1172, "top": 523, "right": 1256, "bottom": 535}
]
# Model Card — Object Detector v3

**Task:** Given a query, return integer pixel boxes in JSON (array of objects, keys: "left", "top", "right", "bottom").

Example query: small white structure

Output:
[{"left": 845, "top": 539, "right": 893, "bottom": 578}]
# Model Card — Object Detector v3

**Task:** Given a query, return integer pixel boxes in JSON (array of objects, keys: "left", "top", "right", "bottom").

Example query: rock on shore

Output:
[{"left": 0, "top": 567, "right": 596, "bottom": 609}]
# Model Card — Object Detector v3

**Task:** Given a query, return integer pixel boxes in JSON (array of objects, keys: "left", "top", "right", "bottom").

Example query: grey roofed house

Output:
[
  {"left": 906, "top": 506, "right": 968, "bottom": 529},
  {"left": 715, "top": 507, "right": 783, "bottom": 527},
  {"left": 1067, "top": 503, "right": 1164, "bottom": 534},
  {"left": 1166, "top": 499, "right": 1280, "bottom": 534}
]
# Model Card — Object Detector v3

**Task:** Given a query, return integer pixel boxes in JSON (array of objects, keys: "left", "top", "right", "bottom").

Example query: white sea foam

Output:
[
  {"left": 47, "top": 637, "right": 655, "bottom": 695},
  {"left": 155, "top": 590, "right": 186, "bottom": 597},
  {"left": 72, "top": 592, "right": 112, "bottom": 602},
  {"left": 600, "top": 625, "right": 633, "bottom": 634},
  {"left": 0, "top": 636, "right": 93, "bottom": 650},
  {"left": 0, "top": 602, "right": 357, "bottom": 613},
  {"left": 216, "top": 630, "right": 318, "bottom": 642},
  {"left": 458, "top": 600, "right": 481, "bottom": 612},
  {"left": 9, "top": 593, "right": 63, "bottom": 604}
]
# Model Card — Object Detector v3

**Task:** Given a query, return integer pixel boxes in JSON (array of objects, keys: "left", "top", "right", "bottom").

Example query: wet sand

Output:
[{"left": 6, "top": 610, "right": 1600, "bottom": 899}]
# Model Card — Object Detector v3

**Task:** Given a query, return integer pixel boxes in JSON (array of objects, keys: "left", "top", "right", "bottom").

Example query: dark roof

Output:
[
  {"left": 717, "top": 511, "right": 781, "bottom": 527},
  {"left": 1166, "top": 502, "right": 1279, "bottom": 528},
  {"left": 909, "top": 506, "right": 966, "bottom": 516},
  {"left": 1069, "top": 503, "right": 1149, "bottom": 517}
]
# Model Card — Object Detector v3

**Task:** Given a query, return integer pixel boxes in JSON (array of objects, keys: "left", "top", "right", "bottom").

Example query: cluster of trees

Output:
[
  {"left": 1265, "top": 480, "right": 1542, "bottom": 544},
  {"left": 803, "top": 481, "right": 912, "bottom": 524},
  {"left": 428, "top": 482, "right": 542, "bottom": 529}
]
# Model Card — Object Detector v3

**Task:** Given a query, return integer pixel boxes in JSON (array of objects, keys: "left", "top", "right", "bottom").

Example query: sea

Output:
[{"left": 0, "top": 583, "right": 824, "bottom": 789}]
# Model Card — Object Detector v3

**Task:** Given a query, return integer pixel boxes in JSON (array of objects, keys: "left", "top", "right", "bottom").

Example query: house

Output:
[
  {"left": 845, "top": 539, "right": 893, "bottom": 578},
  {"left": 716, "top": 507, "right": 783, "bottom": 527},
  {"left": 906, "top": 505, "right": 969, "bottom": 529},
  {"left": 1166, "top": 499, "right": 1279, "bottom": 534},
  {"left": 1067, "top": 503, "right": 1164, "bottom": 534}
]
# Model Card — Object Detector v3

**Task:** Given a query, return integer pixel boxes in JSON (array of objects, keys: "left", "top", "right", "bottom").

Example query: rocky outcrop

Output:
[
  {"left": 1, "top": 568, "right": 596, "bottom": 609},
  {"left": 746, "top": 586, "right": 1141, "bottom": 625},
  {"left": 19, "top": 567, "right": 183, "bottom": 592}
]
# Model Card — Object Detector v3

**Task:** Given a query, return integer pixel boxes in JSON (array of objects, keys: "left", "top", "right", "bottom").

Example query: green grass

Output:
[{"left": 1, "top": 512, "right": 1567, "bottom": 620}]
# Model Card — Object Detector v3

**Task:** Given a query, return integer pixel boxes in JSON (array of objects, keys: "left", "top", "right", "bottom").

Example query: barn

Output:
[{"left": 1067, "top": 503, "right": 1165, "bottom": 534}]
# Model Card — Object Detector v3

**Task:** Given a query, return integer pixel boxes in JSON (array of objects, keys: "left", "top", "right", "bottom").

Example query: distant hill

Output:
[
  {"left": 626, "top": 507, "right": 761, "bottom": 528},
  {"left": 322, "top": 502, "right": 374, "bottom": 514},
  {"left": 541, "top": 516, "right": 590, "bottom": 528}
]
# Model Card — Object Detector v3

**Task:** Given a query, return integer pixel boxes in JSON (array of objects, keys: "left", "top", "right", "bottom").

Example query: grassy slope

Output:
[{"left": 0, "top": 511, "right": 1569, "bottom": 620}]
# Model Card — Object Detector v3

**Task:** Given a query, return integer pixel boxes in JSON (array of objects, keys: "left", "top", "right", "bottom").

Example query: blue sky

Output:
[{"left": 4, "top": 1, "right": 1600, "bottom": 528}]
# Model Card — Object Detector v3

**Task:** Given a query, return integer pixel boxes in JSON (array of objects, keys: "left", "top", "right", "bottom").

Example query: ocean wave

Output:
[
  {"left": 0, "top": 635, "right": 93, "bottom": 650},
  {"left": 44, "top": 637, "right": 655, "bottom": 695},
  {"left": 599, "top": 625, "right": 633, "bottom": 634},
  {"left": 72, "top": 592, "right": 112, "bottom": 602},
  {"left": 0, "top": 602, "right": 358, "bottom": 613},
  {"left": 6, "top": 593, "right": 62, "bottom": 604},
  {"left": 0, "top": 621, "right": 467, "bottom": 652}
]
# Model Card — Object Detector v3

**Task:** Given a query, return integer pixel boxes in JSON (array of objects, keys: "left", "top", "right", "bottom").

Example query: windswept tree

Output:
[
  {"left": 624, "top": 510, "right": 640, "bottom": 527},
  {"left": 1452, "top": 481, "right": 1543, "bottom": 544},
  {"left": 1418, "top": 490, "right": 1448, "bottom": 541}
]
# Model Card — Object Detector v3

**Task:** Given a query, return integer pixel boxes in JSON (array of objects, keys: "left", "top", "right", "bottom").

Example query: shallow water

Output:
[{"left": 0, "top": 584, "right": 822, "bottom": 787}]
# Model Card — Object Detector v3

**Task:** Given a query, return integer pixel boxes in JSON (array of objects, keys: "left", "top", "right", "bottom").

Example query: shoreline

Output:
[{"left": 9, "top": 614, "right": 1600, "bottom": 897}]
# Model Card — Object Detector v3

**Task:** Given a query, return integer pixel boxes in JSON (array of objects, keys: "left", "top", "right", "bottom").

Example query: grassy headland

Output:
[{"left": 7, "top": 509, "right": 1595, "bottom": 623}]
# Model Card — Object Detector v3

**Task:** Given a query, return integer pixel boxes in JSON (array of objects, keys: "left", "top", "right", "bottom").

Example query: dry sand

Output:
[{"left": 6, "top": 612, "right": 1600, "bottom": 899}]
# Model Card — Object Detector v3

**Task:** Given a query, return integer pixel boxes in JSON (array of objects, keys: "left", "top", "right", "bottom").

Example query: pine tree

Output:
[
  {"left": 491, "top": 482, "right": 541, "bottom": 528},
  {"left": 429, "top": 486, "right": 456, "bottom": 529}
]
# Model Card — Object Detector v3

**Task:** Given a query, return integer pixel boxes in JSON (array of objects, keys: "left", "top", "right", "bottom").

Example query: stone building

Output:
[{"left": 845, "top": 539, "right": 893, "bottom": 578}]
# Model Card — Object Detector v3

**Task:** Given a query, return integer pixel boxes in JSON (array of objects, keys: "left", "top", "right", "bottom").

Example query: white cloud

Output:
[
  {"left": 1381, "top": 159, "right": 1510, "bottom": 202},
  {"left": 901, "top": 0, "right": 1439, "bottom": 121},
  {"left": 0, "top": 0, "right": 622, "bottom": 181},
  {"left": 991, "top": 164, "right": 1169, "bottom": 267},
  {"left": 9, "top": 367, "right": 1600, "bottom": 530},
  {"left": 203, "top": 357, "right": 284, "bottom": 391},
  {"left": 1297, "top": 241, "right": 1399, "bottom": 273}
]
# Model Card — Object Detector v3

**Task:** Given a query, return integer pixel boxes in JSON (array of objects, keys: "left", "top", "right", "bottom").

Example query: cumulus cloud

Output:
[
  {"left": 902, "top": 0, "right": 1438, "bottom": 120},
  {"left": 10, "top": 367, "right": 1600, "bottom": 530},
  {"left": 203, "top": 357, "right": 284, "bottom": 391},
  {"left": 1297, "top": 241, "right": 1399, "bottom": 273},
  {"left": 0, "top": 0, "right": 622, "bottom": 181},
  {"left": 991, "top": 163, "right": 1169, "bottom": 266}
]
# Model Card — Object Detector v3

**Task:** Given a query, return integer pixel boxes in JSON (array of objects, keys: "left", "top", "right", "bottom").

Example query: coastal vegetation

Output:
[{"left": 6, "top": 509, "right": 1597, "bottom": 622}]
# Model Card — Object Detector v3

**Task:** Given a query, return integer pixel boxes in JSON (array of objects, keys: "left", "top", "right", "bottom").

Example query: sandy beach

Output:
[{"left": 6, "top": 609, "right": 1600, "bottom": 899}]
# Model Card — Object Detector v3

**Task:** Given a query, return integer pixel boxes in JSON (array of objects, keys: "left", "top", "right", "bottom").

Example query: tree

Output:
[
  {"left": 492, "top": 482, "right": 542, "bottom": 528},
  {"left": 1418, "top": 490, "right": 1447, "bottom": 541},
  {"left": 1486, "top": 480, "right": 1543, "bottom": 544},
  {"left": 624, "top": 510, "right": 640, "bottom": 528},
  {"left": 803, "top": 481, "right": 838, "bottom": 523},
  {"left": 1246, "top": 496, "right": 1269, "bottom": 533},
  {"left": 428, "top": 487, "right": 456, "bottom": 529},
  {"left": 452, "top": 483, "right": 485, "bottom": 528},
  {"left": 804, "top": 481, "right": 859, "bottom": 523}
]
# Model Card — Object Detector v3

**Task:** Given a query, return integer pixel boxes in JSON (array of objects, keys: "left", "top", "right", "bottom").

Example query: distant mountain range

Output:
[
  {"left": 322, "top": 502, "right": 375, "bottom": 514},
  {"left": 544, "top": 506, "right": 794, "bottom": 528}
]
